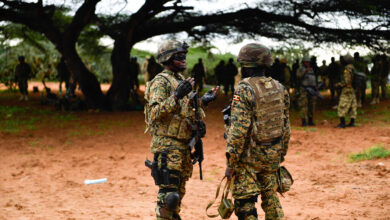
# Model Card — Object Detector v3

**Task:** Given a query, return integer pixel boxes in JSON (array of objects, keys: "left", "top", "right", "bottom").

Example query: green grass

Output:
[
  {"left": 322, "top": 110, "right": 338, "bottom": 119},
  {"left": 348, "top": 144, "right": 390, "bottom": 162}
]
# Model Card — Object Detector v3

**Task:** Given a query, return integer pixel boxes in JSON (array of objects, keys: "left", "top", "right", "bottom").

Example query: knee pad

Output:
[
  {"left": 165, "top": 192, "right": 180, "bottom": 210},
  {"left": 237, "top": 208, "right": 257, "bottom": 220}
]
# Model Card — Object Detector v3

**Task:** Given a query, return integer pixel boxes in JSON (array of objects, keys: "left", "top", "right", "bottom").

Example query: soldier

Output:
[
  {"left": 370, "top": 55, "right": 382, "bottom": 105},
  {"left": 224, "top": 58, "right": 238, "bottom": 95},
  {"left": 144, "top": 40, "right": 219, "bottom": 220},
  {"left": 129, "top": 56, "right": 140, "bottom": 90},
  {"left": 192, "top": 58, "right": 206, "bottom": 92},
  {"left": 379, "top": 55, "right": 389, "bottom": 100},
  {"left": 280, "top": 58, "right": 291, "bottom": 91},
  {"left": 56, "top": 57, "right": 70, "bottom": 95},
  {"left": 214, "top": 60, "right": 225, "bottom": 87},
  {"left": 14, "top": 55, "right": 31, "bottom": 101},
  {"left": 319, "top": 60, "right": 329, "bottom": 90},
  {"left": 224, "top": 43, "right": 290, "bottom": 220},
  {"left": 353, "top": 52, "right": 369, "bottom": 107},
  {"left": 327, "top": 57, "right": 341, "bottom": 102},
  {"left": 297, "top": 56, "right": 317, "bottom": 126},
  {"left": 336, "top": 54, "right": 357, "bottom": 128}
]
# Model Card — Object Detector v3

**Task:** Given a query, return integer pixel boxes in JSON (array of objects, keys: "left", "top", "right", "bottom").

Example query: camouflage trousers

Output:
[
  {"left": 337, "top": 87, "right": 357, "bottom": 118},
  {"left": 298, "top": 88, "right": 316, "bottom": 120},
  {"left": 371, "top": 79, "right": 380, "bottom": 100},
  {"left": 18, "top": 79, "right": 28, "bottom": 95},
  {"left": 233, "top": 143, "right": 284, "bottom": 220},
  {"left": 155, "top": 148, "right": 193, "bottom": 220}
]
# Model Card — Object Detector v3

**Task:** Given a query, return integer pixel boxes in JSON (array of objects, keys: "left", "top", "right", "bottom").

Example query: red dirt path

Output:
[{"left": 0, "top": 84, "right": 389, "bottom": 220}]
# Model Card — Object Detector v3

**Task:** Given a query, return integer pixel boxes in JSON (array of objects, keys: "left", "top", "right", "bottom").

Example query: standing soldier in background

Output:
[
  {"left": 336, "top": 54, "right": 357, "bottom": 128},
  {"left": 57, "top": 57, "right": 70, "bottom": 95},
  {"left": 379, "top": 55, "right": 389, "bottom": 100},
  {"left": 14, "top": 55, "right": 31, "bottom": 101},
  {"left": 214, "top": 60, "right": 225, "bottom": 87},
  {"left": 144, "top": 40, "right": 219, "bottom": 220},
  {"left": 353, "top": 52, "right": 369, "bottom": 107},
  {"left": 192, "top": 58, "right": 206, "bottom": 92},
  {"left": 327, "top": 57, "right": 341, "bottom": 102},
  {"left": 297, "top": 56, "right": 317, "bottom": 126},
  {"left": 129, "top": 57, "right": 140, "bottom": 91},
  {"left": 280, "top": 58, "right": 291, "bottom": 92},
  {"left": 142, "top": 56, "right": 150, "bottom": 82},
  {"left": 319, "top": 60, "right": 329, "bottom": 90},
  {"left": 147, "top": 56, "right": 163, "bottom": 82},
  {"left": 224, "top": 58, "right": 238, "bottom": 95},
  {"left": 225, "top": 43, "right": 290, "bottom": 220},
  {"left": 291, "top": 59, "right": 299, "bottom": 89},
  {"left": 370, "top": 55, "right": 382, "bottom": 105}
]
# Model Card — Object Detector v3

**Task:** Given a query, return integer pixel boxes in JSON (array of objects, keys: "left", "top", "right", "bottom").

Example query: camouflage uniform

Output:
[
  {"left": 370, "top": 56, "right": 382, "bottom": 104},
  {"left": 296, "top": 64, "right": 316, "bottom": 124},
  {"left": 337, "top": 64, "right": 357, "bottom": 119},
  {"left": 145, "top": 40, "right": 205, "bottom": 220},
  {"left": 14, "top": 56, "right": 31, "bottom": 100},
  {"left": 353, "top": 58, "right": 368, "bottom": 107},
  {"left": 226, "top": 44, "right": 290, "bottom": 220}
]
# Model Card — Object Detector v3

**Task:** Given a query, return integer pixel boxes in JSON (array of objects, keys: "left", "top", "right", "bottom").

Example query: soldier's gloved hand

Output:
[
  {"left": 225, "top": 167, "right": 234, "bottom": 180},
  {"left": 174, "top": 78, "right": 194, "bottom": 100},
  {"left": 201, "top": 86, "right": 220, "bottom": 106}
]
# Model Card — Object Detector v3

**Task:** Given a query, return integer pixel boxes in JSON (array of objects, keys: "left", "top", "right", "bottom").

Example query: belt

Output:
[{"left": 258, "top": 137, "right": 281, "bottom": 146}]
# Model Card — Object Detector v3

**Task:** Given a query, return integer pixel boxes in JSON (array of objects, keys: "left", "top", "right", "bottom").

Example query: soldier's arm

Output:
[
  {"left": 226, "top": 84, "right": 253, "bottom": 169},
  {"left": 344, "top": 66, "right": 353, "bottom": 87},
  {"left": 296, "top": 67, "right": 305, "bottom": 78},
  {"left": 281, "top": 89, "right": 291, "bottom": 162},
  {"left": 148, "top": 76, "right": 179, "bottom": 122}
]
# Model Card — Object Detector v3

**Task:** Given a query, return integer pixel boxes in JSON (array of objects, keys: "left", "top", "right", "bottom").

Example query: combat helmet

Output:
[
  {"left": 237, "top": 43, "right": 273, "bottom": 67},
  {"left": 343, "top": 53, "right": 354, "bottom": 64},
  {"left": 302, "top": 56, "right": 310, "bottom": 62},
  {"left": 156, "top": 40, "right": 189, "bottom": 64}
]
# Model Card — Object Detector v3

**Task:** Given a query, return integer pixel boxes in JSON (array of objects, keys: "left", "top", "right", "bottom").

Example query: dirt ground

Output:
[{"left": 0, "top": 82, "right": 389, "bottom": 220}]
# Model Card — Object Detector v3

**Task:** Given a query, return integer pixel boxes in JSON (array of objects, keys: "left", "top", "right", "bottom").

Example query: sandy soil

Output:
[{"left": 0, "top": 84, "right": 389, "bottom": 220}]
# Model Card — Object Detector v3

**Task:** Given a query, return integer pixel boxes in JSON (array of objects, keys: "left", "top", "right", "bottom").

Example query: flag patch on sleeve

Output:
[{"left": 233, "top": 95, "right": 240, "bottom": 102}]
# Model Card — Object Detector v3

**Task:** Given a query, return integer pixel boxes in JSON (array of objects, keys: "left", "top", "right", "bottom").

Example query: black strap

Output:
[
  {"left": 236, "top": 195, "right": 258, "bottom": 204},
  {"left": 159, "top": 188, "right": 178, "bottom": 194}
]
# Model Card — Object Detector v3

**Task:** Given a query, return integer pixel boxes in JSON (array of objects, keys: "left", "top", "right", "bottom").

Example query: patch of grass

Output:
[
  {"left": 348, "top": 144, "right": 390, "bottom": 162},
  {"left": 67, "top": 131, "right": 81, "bottom": 137},
  {"left": 323, "top": 110, "right": 338, "bottom": 119},
  {"left": 65, "top": 141, "right": 71, "bottom": 146}
]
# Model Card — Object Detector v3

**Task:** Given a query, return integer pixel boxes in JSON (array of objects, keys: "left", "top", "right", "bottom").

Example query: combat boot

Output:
[
  {"left": 336, "top": 117, "right": 346, "bottom": 128},
  {"left": 301, "top": 118, "right": 307, "bottom": 127},
  {"left": 308, "top": 117, "right": 316, "bottom": 126},
  {"left": 346, "top": 118, "right": 355, "bottom": 127}
]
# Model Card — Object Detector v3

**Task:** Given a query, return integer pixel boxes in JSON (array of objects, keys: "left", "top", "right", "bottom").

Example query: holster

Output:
[{"left": 146, "top": 152, "right": 180, "bottom": 186}]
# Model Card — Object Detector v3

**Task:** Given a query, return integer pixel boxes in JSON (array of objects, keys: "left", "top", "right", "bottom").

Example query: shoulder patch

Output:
[{"left": 233, "top": 95, "right": 240, "bottom": 102}]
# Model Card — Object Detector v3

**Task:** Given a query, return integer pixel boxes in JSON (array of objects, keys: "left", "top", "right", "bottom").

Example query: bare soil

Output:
[{"left": 1, "top": 82, "right": 389, "bottom": 220}]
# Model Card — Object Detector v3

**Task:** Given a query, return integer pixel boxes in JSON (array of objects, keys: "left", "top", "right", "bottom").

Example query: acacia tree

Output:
[{"left": 1, "top": 0, "right": 389, "bottom": 109}]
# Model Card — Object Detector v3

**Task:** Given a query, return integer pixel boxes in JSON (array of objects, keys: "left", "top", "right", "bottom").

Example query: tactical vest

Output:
[
  {"left": 301, "top": 68, "right": 316, "bottom": 87},
  {"left": 240, "top": 76, "right": 285, "bottom": 142},
  {"left": 144, "top": 71, "right": 195, "bottom": 141}
]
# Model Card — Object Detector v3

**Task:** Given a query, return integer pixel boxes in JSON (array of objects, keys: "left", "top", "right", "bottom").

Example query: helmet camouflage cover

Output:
[
  {"left": 156, "top": 40, "right": 189, "bottom": 64},
  {"left": 343, "top": 53, "right": 354, "bottom": 64},
  {"left": 237, "top": 43, "right": 273, "bottom": 67}
]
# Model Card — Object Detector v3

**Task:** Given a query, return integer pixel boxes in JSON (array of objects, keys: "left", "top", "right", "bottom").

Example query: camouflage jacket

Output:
[
  {"left": 226, "top": 76, "right": 290, "bottom": 169},
  {"left": 145, "top": 69, "right": 204, "bottom": 153},
  {"left": 337, "top": 64, "right": 354, "bottom": 89}
]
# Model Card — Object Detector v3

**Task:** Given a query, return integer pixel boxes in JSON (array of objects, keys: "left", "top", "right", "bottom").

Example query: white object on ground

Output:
[
  {"left": 84, "top": 178, "right": 107, "bottom": 185},
  {"left": 377, "top": 162, "right": 384, "bottom": 166}
]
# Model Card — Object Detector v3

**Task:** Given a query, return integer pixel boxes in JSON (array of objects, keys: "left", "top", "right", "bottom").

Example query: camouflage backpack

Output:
[{"left": 240, "top": 76, "right": 285, "bottom": 142}]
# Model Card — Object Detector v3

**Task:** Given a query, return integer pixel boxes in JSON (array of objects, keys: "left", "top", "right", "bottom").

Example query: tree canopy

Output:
[{"left": 0, "top": 0, "right": 389, "bottom": 109}]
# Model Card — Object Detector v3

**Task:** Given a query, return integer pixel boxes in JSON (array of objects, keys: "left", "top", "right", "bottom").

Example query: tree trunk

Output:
[
  {"left": 62, "top": 45, "right": 106, "bottom": 109},
  {"left": 106, "top": 36, "right": 134, "bottom": 110}
]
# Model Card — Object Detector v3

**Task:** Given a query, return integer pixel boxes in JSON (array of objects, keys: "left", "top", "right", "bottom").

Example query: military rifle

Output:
[{"left": 188, "top": 91, "right": 204, "bottom": 180}]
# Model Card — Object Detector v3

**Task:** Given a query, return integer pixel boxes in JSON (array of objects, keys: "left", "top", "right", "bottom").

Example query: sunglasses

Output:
[{"left": 173, "top": 53, "right": 186, "bottom": 61}]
